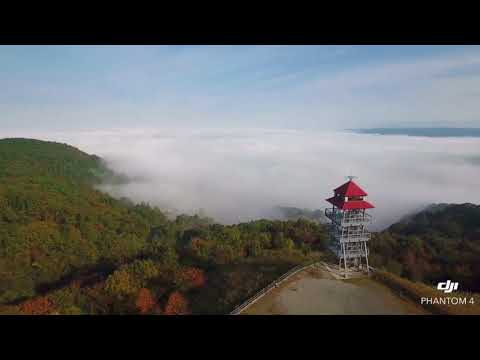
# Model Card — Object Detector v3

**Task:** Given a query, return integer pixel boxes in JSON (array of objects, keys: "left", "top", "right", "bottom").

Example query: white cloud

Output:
[{"left": 3, "top": 128, "right": 479, "bottom": 229}]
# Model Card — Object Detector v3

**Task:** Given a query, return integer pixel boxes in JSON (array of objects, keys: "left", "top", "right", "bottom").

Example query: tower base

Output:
[{"left": 330, "top": 244, "right": 370, "bottom": 279}]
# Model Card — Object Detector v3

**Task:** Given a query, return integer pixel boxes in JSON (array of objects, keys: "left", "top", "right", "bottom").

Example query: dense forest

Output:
[
  {"left": 0, "top": 139, "right": 328, "bottom": 314},
  {"left": 370, "top": 203, "right": 480, "bottom": 292}
]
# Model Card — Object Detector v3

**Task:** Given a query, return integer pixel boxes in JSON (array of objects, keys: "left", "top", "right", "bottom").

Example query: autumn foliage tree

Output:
[
  {"left": 175, "top": 267, "right": 206, "bottom": 290},
  {"left": 188, "top": 237, "right": 214, "bottom": 261},
  {"left": 164, "top": 291, "right": 189, "bottom": 315},
  {"left": 20, "top": 296, "right": 55, "bottom": 315},
  {"left": 185, "top": 267, "right": 206, "bottom": 288},
  {"left": 135, "top": 288, "right": 157, "bottom": 314}
]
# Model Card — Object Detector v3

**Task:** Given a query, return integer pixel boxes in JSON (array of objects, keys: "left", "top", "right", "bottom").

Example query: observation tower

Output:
[{"left": 325, "top": 177, "right": 374, "bottom": 277}]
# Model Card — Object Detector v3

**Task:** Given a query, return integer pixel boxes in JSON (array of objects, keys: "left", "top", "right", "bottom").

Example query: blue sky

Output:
[{"left": 1, "top": 45, "right": 480, "bottom": 131}]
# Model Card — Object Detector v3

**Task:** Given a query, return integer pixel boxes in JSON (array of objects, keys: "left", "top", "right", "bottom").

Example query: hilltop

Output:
[{"left": 0, "top": 138, "right": 169, "bottom": 304}]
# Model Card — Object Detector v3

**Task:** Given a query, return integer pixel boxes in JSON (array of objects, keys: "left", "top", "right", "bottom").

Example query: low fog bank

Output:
[{"left": 3, "top": 128, "right": 479, "bottom": 230}]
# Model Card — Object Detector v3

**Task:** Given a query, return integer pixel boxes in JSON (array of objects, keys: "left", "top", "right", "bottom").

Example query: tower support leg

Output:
[
  {"left": 364, "top": 242, "right": 370, "bottom": 274},
  {"left": 342, "top": 243, "right": 347, "bottom": 278}
]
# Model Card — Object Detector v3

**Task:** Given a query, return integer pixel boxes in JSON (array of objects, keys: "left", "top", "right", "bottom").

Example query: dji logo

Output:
[
  {"left": 437, "top": 280, "right": 459, "bottom": 293},
  {"left": 421, "top": 280, "right": 472, "bottom": 306}
]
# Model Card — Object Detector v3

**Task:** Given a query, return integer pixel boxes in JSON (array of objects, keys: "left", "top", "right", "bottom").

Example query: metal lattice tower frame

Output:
[{"left": 325, "top": 207, "right": 371, "bottom": 276}]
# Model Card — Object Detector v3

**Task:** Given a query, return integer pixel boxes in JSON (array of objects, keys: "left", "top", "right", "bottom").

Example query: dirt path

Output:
[{"left": 243, "top": 266, "right": 428, "bottom": 315}]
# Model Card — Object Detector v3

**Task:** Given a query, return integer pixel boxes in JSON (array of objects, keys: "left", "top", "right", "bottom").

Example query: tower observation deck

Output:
[{"left": 325, "top": 177, "right": 374, "bottom": 277}]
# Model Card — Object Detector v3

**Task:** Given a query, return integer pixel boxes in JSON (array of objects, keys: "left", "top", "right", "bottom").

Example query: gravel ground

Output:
[{"left": 243, "top": 267, "right": 428, "bottom": 315}]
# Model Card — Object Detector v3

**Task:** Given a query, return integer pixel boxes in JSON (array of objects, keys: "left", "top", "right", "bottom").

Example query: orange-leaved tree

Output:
[
  {"left": 164, "top": 291, "right": 189, "bottom": 315},
  {"left": 176, "top": 267, "right": 206, "bottom": 290},
  {"left": 135, "top": 288, "right": 157, "bottom": 314},
  {"left": 20, "top": 296, "right": 55, "bottom": 315}
]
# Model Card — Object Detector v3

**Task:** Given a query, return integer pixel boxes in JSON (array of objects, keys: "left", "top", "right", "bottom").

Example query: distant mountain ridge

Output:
[
  {"left": 394, "top": 203, "right": 453, "bottom": 224},
  {"left": 273, "top": 206, "right": 328, "bottom": 223},
  {"left": 349, "top": 128, "right": 480, "bottom": 137}
]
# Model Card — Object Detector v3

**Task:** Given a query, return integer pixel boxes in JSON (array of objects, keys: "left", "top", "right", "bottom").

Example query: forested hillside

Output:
[
  {"left": 0, "top": 139, "right": 328, "bottom": 314},
  {"left": 369, "top": 203, "right": 480, "bottom": 292}
]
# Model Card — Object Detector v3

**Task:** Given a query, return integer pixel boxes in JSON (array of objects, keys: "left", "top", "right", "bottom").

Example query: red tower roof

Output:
[
  {"left": 326, "top": 196, "right": 374, "bottom": 210},
  {"left": 334, "top": 180, "right": 368, "bottom": 197},
  {"left": 326, "top": 179, "right": 374, "bottom": 210}
]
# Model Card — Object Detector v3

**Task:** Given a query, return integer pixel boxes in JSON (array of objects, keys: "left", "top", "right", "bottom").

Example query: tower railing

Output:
[
  {"left": 325, "top": 208, "right": 371, "bottom": 225},
  {"left": 332, "top": 228, "right": 371, "bottom": 237},
  {"left": 333, "top": 232, "right": 371, "bottom": 243}
]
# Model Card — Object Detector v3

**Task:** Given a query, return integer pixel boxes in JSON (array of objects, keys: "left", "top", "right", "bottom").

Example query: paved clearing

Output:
[{"left": 243, "top": 266, "right": 428, "bottom": 315}]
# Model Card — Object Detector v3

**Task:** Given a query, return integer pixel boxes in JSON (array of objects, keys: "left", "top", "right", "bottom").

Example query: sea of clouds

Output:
[{"left": 3, "top": 128, "right": 480, "bottom": 230}]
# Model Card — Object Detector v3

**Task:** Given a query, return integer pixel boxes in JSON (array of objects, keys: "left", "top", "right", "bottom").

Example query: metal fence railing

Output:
[
  {"left": 229, "top": 262, "right": 377, "bottom": 314},
  {"left": 229, "top": 262, "right": 319, "bottom": 315}
]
